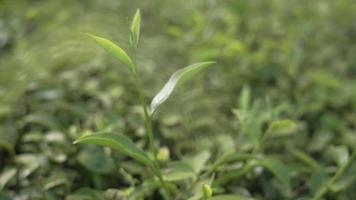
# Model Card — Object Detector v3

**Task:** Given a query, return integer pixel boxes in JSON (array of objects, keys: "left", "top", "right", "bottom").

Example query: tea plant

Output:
[{"left": 73, "top": 9, "right": 241, "bottom": 200}]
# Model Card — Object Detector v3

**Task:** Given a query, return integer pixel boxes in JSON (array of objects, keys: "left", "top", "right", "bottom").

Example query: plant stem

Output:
[
  {"left": 131, "top": 54, "right": 171, "bottom": 198},
  {"left": 312, "top": 149, "right": 356, "bottom": 200}
]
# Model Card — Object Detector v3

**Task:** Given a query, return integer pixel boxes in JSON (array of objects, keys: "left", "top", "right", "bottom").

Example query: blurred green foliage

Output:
[{"left": 0, "top": 0, "right": 355, "bottom": 199}]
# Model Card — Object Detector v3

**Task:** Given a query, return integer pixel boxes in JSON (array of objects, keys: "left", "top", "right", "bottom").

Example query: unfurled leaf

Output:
[
  {"left": 259, "top": 157, "right": 291, "bottom": 188},
  {"left": 150, "top": 61, "right": 215, "bottom": 114},
  {"left": 74, "top": 132, "right": 153, "bottom": 167},
  {"left": 266, "top": 119, "right": 297, "bottom": 137},
  {"left": 163, "top": 161, "right": 196, "bottom": 181},
  {"left": 210, "top": 195, "right": 255, "bottom": 200},
  {"left": 87, "top": 34, "right": 135, "bottom": 72},
  {"left": 130, "top": 9, "right": 141, "bottom": 47}
]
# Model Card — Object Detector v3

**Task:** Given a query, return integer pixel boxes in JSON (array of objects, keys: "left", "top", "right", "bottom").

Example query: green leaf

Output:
[
  {"left": 266, "top": 119, "right": 297, "bottom": 137},
  {"left": 259, "top": 157, "right": 291, "bottom": 188},
  {"left": 186, "top": 150, "right": 211, "bottom": 174},
  {"left": 239, "top": 84, "right": 250, "bottom": 112},
  {"left": 130, "top": 9, "right": 141, "bottom": 47},
  {"left": 210, "top": 195, "right": 255, "bottom": 200},
  {"left": 162, "top": 161, "right": 196, "bottom": 181},
  {"left": 77, "top": 146, "right": 115, "bottom": 174},
  {"left": 0, "top": 168, "right": 16, "bottom": 189},
  {"left": 73, "top": 132, "right": 153, "bottom": 167},
  {"left": 86, "top": 33, "right": 135, "bottom": 72},
  {"left": 150, "top": 61, "right": 215, "bottom": 113},
  {"left": 66, "top": 188, "right": 105, "bottom": 200}
]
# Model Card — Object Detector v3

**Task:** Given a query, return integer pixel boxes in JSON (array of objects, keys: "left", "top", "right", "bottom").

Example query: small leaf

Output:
[
  {"left": 259, "top": 157, "right": 291, "bottom": 188},
  {"left": 186, "top": 150, "right": 211, "bottom": 174},
  {"left": 130, "top": 9, "right": 141, "bottom": 47},
  {"left": 210, "top": 195, "right": 255, "bottom": 200},
  {"left": 74, "top": 132, "right": 153, "bottom": 167},
  {"left": 150, "top": 61, "right": 215, "bottom": 113},
  {"left": 77, "top": 146, "right": 115, "bottom": 174},
  {"left": 0, "top": 168, "right": 16, "bottom": 189},
  {"left": 87, "top": 34, "right": 135, "bottom": 72},
  {"left": 163, "top": 161, "right": 196, "bottom": 181},
  {"left": 266, "top": 119, "right": 297, "bottom": 137},
  {"left": 239, "top": 84, "right": 250, "bottom": 112}
]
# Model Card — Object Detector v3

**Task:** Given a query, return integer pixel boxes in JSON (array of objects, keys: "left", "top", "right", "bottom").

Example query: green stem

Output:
[
  {"left": 312, "top": 149, "right": 356, "bottom": 200},
  {"left": 131, "top": 60, "right": 171, "bottom": 199}
]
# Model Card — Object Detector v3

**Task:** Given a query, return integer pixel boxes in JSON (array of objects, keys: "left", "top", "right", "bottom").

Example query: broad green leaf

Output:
[
  {"left": 87, "top": 34, "right": 135, "bottom": 72},
  {"left": 266, "top": 119, "right": 297, "bottom": 137},
  {"left": 130, "top": 9, "right": 141, "bottom": 47},
  {"left": 163, "top": 161, "right": 196, "bottom": 181},
  {"left": 210, "top": 195, "right": 255, "bottom": 200},
  {"left": 150, "top": 61, "right": 215, "bottom": 114},
  {"left": 259, "top": 157, "right": 291, "bottom": 188},
  {"left": 74, "top": 132, "right": 153, "bottom": 167}
]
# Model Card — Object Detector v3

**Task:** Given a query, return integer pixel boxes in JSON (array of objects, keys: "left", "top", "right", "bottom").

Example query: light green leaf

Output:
[
  {"left": 87, "top": 34, "right": 135, "bottom": 72},
  {"left": 130, "top": 9, "right": 141, "bottom": 47},
  {"left": 266, "top": 119, "right": 297, "bottom": 137},
  {"left": 163, "top": 161, "right": 196, "bottom": 181},
  {"left": 150, "top": 61, "right": 215, "bottom": 114},
  {"left": 186, "top": 150, "right": 211, "bottom": 174},
  {"left": 259, "top": 157, "right": 291, "bottom": 188},
  {"left": 74, "top": 132, "right": 153, "bottom": 167},
  {"left": 239, "top": 84, "right": 250, "bottom": 112},
  {"left": 210, "top": 195, "right": 255, "bottom": 200},
  {"left": 0, "top": 168, "right": 16, "bottom": 189}
]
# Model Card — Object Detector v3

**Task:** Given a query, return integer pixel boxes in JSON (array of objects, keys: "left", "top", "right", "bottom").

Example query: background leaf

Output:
[
  {"left": 266, "top": 119, "right": 297, "bottom": 137},
  {"left": 259, "top": 157, "right": 291, "bottom": 188},
  {"left": 162, "top": 161, "right": 196, "bottom": 181},
  {"left": 210, "top": 195, "right": 255, "bottom": 200},
  {"left": 74, "top": 132, "right": 153, "bottom": 167}
]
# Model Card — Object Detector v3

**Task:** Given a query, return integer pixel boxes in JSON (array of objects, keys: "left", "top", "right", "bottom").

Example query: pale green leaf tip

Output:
[{"left": 85, "top": 33, "right": 95, "bottom": 38}]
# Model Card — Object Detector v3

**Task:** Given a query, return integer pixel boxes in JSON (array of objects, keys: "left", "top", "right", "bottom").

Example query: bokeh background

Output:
[{"left": 0, "top": 0, "right": 355, "bottom": 199}]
